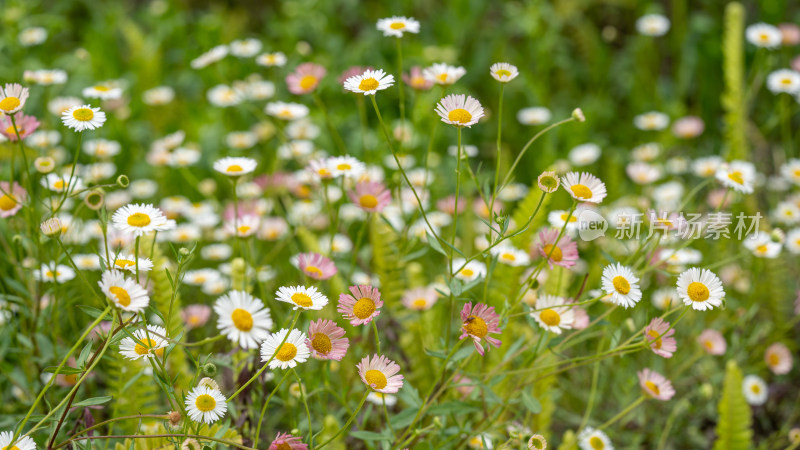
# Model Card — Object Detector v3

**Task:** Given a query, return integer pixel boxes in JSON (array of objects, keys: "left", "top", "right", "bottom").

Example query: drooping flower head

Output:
[
  {"left": 305, "top": 319, "right": 349, "bottom": 360},
  {"left": 338, "top": 285, "right": 383, "bottom": 326},
  {"left": 356, "top": 354, "right": 404, "bottom": 393},
  {"left": 460, "top": 302, "right": 502, "bottom": 355}
]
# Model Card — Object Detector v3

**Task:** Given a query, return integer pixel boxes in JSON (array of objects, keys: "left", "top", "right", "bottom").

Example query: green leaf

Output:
[
  {"left": 427, "top": 232, "right": 447, "bottom": 256},
  {"left": 522, "top": 390, "right": 542, "bottom": 414},
  {"left": 77, "top": 342, "right": 93, "bottom": 368},
  {"left": 349, "top": 430, "right": 393, "bottom": 441},
  {"left": 712, "top": 360, "right": 753, "bottom": 450},
  {"left": 43, "top": 366, "right": 84, "bottom": 375},
  {"left": 73, "top": 396, "right": 113, "bottom": 407}
]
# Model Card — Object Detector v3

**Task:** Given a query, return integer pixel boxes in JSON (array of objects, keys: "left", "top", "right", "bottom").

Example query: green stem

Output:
[
  {"left": 293, "top": 368, "right": 314, "bottom": 449},
  {"left": 316, "top": 390, "right": 370, "bottom": 449},
  {"left": 254, "top": 369, "right": 292, "bottom": 447},
  {"left": 598, "top": 396, "right": 646, "bottom": 430},
  {"left": 499, "top": 117, "right": 574, "bottom": 191},
  {"left": 372, "top": 320, "right": 381, "bottom": 354},
  {"left": 488, "top": 83, "right": 505, "bottom": 240}
]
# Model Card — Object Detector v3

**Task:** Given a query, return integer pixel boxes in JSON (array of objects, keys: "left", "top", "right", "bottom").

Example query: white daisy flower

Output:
[
  {"left": 98, "top": 270, "right": 150, "bottom": 312},
  {"left": 715, "top": 160, "right": 755, "bottom": 194},
  {"left": 742, "top": 375, "right": 768, "bottom": 405},
  {"left": 229, "top": 38, "right": 262, "bottom": 57},
  {"left": 626, "top": 161, "right": 662, "bottom": 185},
  {"left": 213, "top": 157, "right": 257, "bottom": 177},
  {"left": 423, "top": 63, "right": 466, "bottom": 86},
  {"left": 119, "top": 325, "right": 168, "bottom": 360},
  {"left": 18, "top": 27, "right": 47, "bottom": 46},
  {"left": 692, "top": 156, "right": 724, "bottom": 177},
  {"left": 743, "top": 232, "right": 782, "bottom": 258},
  {"left": 275, "top": 285, "right": 328, "bottom": 311},
  {"left": 256, "top": 52, "right": 287, "bottom": 67},
  {"left": 786, "top": 228, "right": 800, "bottom": 254},
  {"left": 214, "top": 290, "right": 273, "bottom": 349},
  {"left": 112, "top": 203, "right": 172, "bottom": 237},
  {"left": 0, "top": 431, "right": 36, "bottom": 450},
  {"left": 490, "top": 244, "right": 530, "bottom": 267},
  {"left": 344, "top": 69, "right": 395, "bottom": 95},
  {"left": 376, "top": 16, "right": 420, "bottom": 37},
  {"left": 82, "top": 83, "right": 123, "bottom": 100},
  {"left": 29, "top": 69, "right": 68, "bottom": 86},
  {"left": 185, "top": 386, "right": 227, "bottom": 424},
  {"left": 61, "top": 105, "right": 106, "bottom": 131},
  {"left": 578, "top": 427, "right": 613, "bottom": 450},
  {"left": 746, "top": 23, "right": 782, "bottom": 48},
  {"left": 676, "top": 268, "right": 725, "bottom": 311},
  {"left": 329, "top": 155, "right": 366, "bottom": 179},
  {"left": 561, "top": 172, "right": 608, "bottom": 203},
  {"left": 435, "top": 94, "right": 485, "bottom": 128},
  {"left": 142, "top": 86, "right": 175, "bottom": 105},
  {"left": 636, "top": 14, "right": 670, "bottom": 36},
  {"left": 489, "top": 62, "right": 519, "bottom": 83},
  {"left": 207, "top": 84, "right": 243, "bottom": 108},
  {"left": 452, "top": 258, "right": 487, "bottom": 282},
  {"left": 73, "top": 253, "right": 101, "bottom": 271},
  {"left": 766, "top": 69, "right": 800, "bottom": 94},
  {"left": 548, "top": 208, "right": 581, "bottom": 231},
  {"left": 601, "top": 263, "right": 642, "bottom": 308},
  {"left": 184, "top": 269, "right": 222, "bottom": 286},
  {"left": 41, "top": 173, "right": 84, "bottom": 193},
  {"left": 265, "top": 101, "right": 309, "bottom": 120},
  {"left": 367, "top": 391, "right": 397, "bottom": 406},
  {"left": 633, "top": 111, "right": 670, "bottom": 131},
  {"left": 0, "top": 83, "right": 30, "bottom": 114},
  {"left": 190, "top": 45, "right": 229, "bottom": 70},
  {"left": 516, "top": 106, "right": 551, "bottom": 125},
  {"left": 83, "top": 138, "right": 121, "bottom": 158},
  {"left": 781, "top": 159, "right": 800, "bottom": 185},
  {"left": 568, "top": 143, "right": 602, "bottom": 166},
  {"left": 531, "top": 294, "right": 574, "bottom": 334},
  {"left": 260, "top": 328, "right": 310, "bottom": 369},
  {"left": 34, "top": 263, "right": 76, "bottom": 284},
  {"left": 104, "top": 253, "right": 154, "bottom": 272}
]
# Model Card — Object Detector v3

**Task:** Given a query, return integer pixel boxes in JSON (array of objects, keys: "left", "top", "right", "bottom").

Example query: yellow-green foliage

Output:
[
  {"left": 369, "top": 215, "right": 405, "bottom": 304},
  {"left": 510, "top": 186, "right": 551, "bottom": 249},
  {"left": 712, "top": 360, "right": 753, "bottom": 450},
  {"left": 721, "top": 2, "right": 749, "bottom": 160},
  {"left": 113, "top": 422, "right": 242, "bottom": 450}
]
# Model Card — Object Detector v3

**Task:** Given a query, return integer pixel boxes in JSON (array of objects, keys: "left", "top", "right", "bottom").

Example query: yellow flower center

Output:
[
  {"left": 299, "top": 75, "right": 318, "bottom": 90},
  {"left": 0, "top": 96, "right": 21, "bottom": 111},
  {"left": 226, "top": 164, "right": 243, "bottom": 173},
  {"left": 53, "top": 180, "right": 65, "bottom": 190},
  {"left": 647, "top": 330, "right": 663, "bottom": 349},
  {"left": 291, "top": 292, "right": 313, "bottom": 307},
  {"left": 768, "top": 352, "right": 780, "bottom": 366},
  {"left": 447, "top": 108, "right": 472, "bottom": 124},
  {"left": 5, "top": 125, "right": 19, "bottom": 135},
  {"left": 72, "top": 108, "right": 94, "bottom": 121},
  {"left": 4, "top": 445, "right": 20, "bottom": 450},
  {"left": 94, "top": 85, "right": 111, "bottom": 92},
  {"left": 276, "top": 342, "right": 298, "bottom": 361},
  {"left": 495, "top": 69, "right": 511, "bottom": 77},
  {"left": 782, "top": 78, "right": 793, "bottom": 85},
  {"left": 231, "top": 308, "right": 254, "bottom": 331},
  {"left": 237, "top": 225, "right": 251, "bottom": 234},
  {"left": 311, "top": 332, "right": 332, "bottom": 354},
  {"left": 134, "top": 338, "right": 164, "bottom": 357},
  {"left": 0, "top": 194, "right": 18, "bottom": 211},
  {"left": 589, "top": 436, "right": 605, "bottom": 449},
  {"left": 337, "top": 163, "right": 352, "bottom": 170},
  {"left": 127, "top": 212, "right": 151, "bottom": 227},
  {"left": 358, "top": 78, "right": 380, "bottom": 91},
  {"left": 645, "top": 380, "right": 660, "bottom": 395},
  {"left": 195, "top": 394, "right": 216, "bottom": 412},
  {"left": 359, "top": 194, "right": 378, "bottom": 209},
  {"left": 365, "top": 369, "right": 388, "bottom": 389},
  {"left": 317, "top": 168, "right": 331, "bottom": 177},
  {"left": 412, "top": 298, "right": 427, "bottom": 309},
  {"left": 570, "top": 184, "right": 592, "bottom": 199},
  {"left": 276, "top": 444, "right": 291, "bottom": 450},
  {"left": 464, "top": 315, "right": 488, "bottom": 338},
  {"left": 304, "top": 265, "right": 323, "bottom": 277},
  {"left": 543, "top": 244, "right": 563, "bottom": 262},
  {"left": 437, "top": 73, "right": 448, "bottom": 83},
  {"left": 115, "top": 259, "right": 135, "bottom": 269},
  {"left": 755, "top": 244, "right": 767, "bottom": 254},
  {"left": 560, "top": 213, "right": 578, "bottom": 222},
  {"left": 612, "top": 276, "right": 630, "bottom": 295},
  {"left": 389, "top": 22, "right": 405, "bottom": 30},
  {"left": 353, "top": 297, "right": 377, "bottom": 319},
  {"left": 460, "top": 268, "right": 475, "bottom": 278},
  {"left": 687, "top": 281, "right": 710, "bottom": 302},
  {"left": 751, "top": 384, "right": 761, "bottom": 394},
  {"left": 109, "top": 286, "right": 131, "bottom": 307},
  {"left": 539, "top": 309, "right": 561, "bottom": 326},
  {"left": 727, "top": 171, "right": 744, "bottom": 185}
]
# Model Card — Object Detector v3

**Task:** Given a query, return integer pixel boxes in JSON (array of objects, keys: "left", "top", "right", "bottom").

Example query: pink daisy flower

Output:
[
  {"left": 295, "top": 252, "right": 337, "bottom": 280},
  {"left": 638, "top": 368, "right": 676, "bottom": 401},
  {"left": 644, "top": 317, "right": 677, "bottom": 358},
  {"left": 338, "top": 285, "right": 383, "bottom": 326},
  {"left": 697, "top": 329, "right": 726, "bottom": 355},
  {"left": 403, "top": 66, "right": 434, "bottom": 91},
  {"left": 0, "top": 181, "right": 27, "bottom": 218},
  {"left": 453, "top": 374, "right": 475, "bottom": 398},
  {"left": 286, "top": 62, "right": 326, "bottom": 95},
  {"left": 459, "top": 302, "right": 502, "bottom": 356},
  {"left": 181, "top": 304, "right": 212, "bottom": 330},
  {"left": 357, "top": 354, "right": 404, "bottom": 393},
  {"left": 348, "top": 180, "right": 391, "bottom": 212},
  {"left": 305, "top": 319, "right": 349, "bottom": 361},
  {"left": 436, "top": 195, "right": 466, "bottom": 215},
  {"left": 268, "top": 432, "right": 308, "bottom": 450},
  {"left": 0, "top": 112, "right": 40, "bottom": 141},
  {"left": 401, "top": 286, "right": 438, "bottom": 311},
  {"left": 534, "top": 228, "right": 579, "bottom": 269},
  {"left": 765, "top": 343, "right": 792, "bottom": 375}
]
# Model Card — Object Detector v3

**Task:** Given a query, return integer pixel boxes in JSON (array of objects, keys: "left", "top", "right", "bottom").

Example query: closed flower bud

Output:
[
  {"left": 40, "top": 217, "right": 62, "bottom": 237},
  {"left": 116, "top": 174, "right": 130, "bottom": 188},
  {"left": 34, "top": 156, "right": 55, "bottom": 173},
  {"left": 572, "top": 107, "right": 585, "bottom": 122},
  {"left": 202, "top": 362, "right": 217, "bottom": 377}
]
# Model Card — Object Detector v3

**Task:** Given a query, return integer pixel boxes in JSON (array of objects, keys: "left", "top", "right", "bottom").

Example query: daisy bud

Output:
[
  {"left": 167, "top": 410, "right": 182, "bottom": 427},
  {"left": 528, "top": 434, "right": 548, "bottom": 449},
  {"left": 572, "top": 107, "right": 585, "bottom": 122},
  {"left": 700, "top": 382, "right": 713, "bottom": 399},
  {"left": 789, "top": 428, "right": 800, "bottom": 444},
  {"left": 537, "top": 171, "right": 560, "bottom": 193},
  {"left": 116, "top": 174, "right": 130, "bottom": 188},
  {"left": 198, "top": 178, "right": 216, "bottom": 196},
  {"left": 181, "top": 438, "right": 201, "bottom": 450},
  {"left": 202, "top": 363, "right": 217, "bottom": 377},
  {"left": 179, "top": 247, "right": 191, "bottom": 256},
  {"left": 40, "top": 217, "right": 62, "bottom": 237},
  {"left": 84, "top": 189, "right": 104, "bottom": 210},
  {"left": 198, "top": 377, "right": 219, "bottom": 391},
  {"left": 34, "top": 156, "right": 55, "bottom": 173}
]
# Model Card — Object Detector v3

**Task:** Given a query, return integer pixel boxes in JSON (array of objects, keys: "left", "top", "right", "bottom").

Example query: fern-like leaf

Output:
[{"left": 712, "top": 360, "right": 753, "bottom": 450}]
